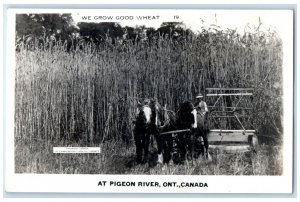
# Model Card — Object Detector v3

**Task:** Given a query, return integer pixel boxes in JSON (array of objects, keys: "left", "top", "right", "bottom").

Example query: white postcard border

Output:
[{"left": 4, "top": 8, "right": 294, "bottom": 194}]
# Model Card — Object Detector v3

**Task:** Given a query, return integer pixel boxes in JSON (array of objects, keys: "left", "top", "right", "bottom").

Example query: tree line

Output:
[{"left": 16, "top": 14, "right": 193, "bottom": 51}]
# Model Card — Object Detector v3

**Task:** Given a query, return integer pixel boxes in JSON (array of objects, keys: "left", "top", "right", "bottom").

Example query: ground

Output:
[{"left": 15, "top": 138, "right": 283, "bottom": 175}]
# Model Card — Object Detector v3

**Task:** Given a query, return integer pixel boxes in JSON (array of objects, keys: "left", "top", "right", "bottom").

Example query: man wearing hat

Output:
[
  {"left": 194, "top": 93, "right": 210, "bottom": 159},
  {"left": 195, "top": 93, "right": 208, "bottom": 117}
]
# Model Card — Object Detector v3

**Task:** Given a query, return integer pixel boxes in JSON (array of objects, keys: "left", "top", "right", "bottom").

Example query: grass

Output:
[{"left": 15, "top": 138, "right": 282, "bottom": 175}]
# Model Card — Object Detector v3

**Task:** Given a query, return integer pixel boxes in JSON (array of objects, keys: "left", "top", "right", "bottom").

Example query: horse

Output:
[
  {"left": 177, "top": 101, "right": 210, "bottom": 161},
  {"left": 133, "top": 99, "right": 171, "bottom": 164},
  {"left": 133, "top": 103, "right": 153, "bottom": 164},
  {"left": 173, "top": 101, "right": 198, "bottom": 163},
  {"left": 153, "top": 102, "right": 177, "bottom": 164}
]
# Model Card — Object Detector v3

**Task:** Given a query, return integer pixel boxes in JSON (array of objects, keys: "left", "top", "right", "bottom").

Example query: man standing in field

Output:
[
  {"left": 195, "top": 93, "right": 208, "bottom": 118},
  {"left": 194, "top": 93, "right": 210, "bottom": 159}
]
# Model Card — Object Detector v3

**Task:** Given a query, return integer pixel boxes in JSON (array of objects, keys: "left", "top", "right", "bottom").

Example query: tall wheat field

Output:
[{"left": 15, "top": 26, "right": 283, "bottom": 175}]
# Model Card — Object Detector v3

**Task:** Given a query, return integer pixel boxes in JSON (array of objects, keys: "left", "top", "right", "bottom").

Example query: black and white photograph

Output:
[{"left": 4, "top": 8, "right": 294, "bottom": 193}]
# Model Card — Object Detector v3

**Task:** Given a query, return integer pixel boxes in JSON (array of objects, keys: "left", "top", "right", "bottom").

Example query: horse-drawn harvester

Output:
[{"left": 159, "top": 87, "right": 258, "bottom": 156}]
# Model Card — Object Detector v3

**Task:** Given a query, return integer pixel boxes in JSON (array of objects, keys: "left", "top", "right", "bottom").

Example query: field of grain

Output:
[{"left": 15, "top": 27, "right": 283, "bottom": 175}]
